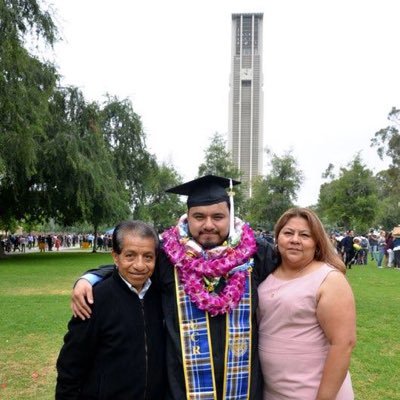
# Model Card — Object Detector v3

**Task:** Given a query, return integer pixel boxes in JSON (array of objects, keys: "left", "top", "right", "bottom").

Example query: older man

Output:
[
  {"left": 57, "top": 220, "right": 165, "bottom": 399},
  {"left": 71, "top": 175, "right": 276, "bottom": 400}
]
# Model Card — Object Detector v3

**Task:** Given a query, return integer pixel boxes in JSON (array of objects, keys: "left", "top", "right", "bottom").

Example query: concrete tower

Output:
[{"left": 228, "top": 13, "right": 264, "bottom": 197}]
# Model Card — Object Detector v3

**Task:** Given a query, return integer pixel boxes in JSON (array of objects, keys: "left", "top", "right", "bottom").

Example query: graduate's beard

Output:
[
  {"left": 194, "top": 234, "right": 229, "bottom": 250},
  {"left": 202, "top": 241, "right": 219, "bottom": 249}
]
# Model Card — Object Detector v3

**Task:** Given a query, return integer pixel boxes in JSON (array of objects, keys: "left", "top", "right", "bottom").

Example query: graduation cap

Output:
[
  {"left": 166, "top": 175, "right": 241, "bottom": 239},
  {"left": 165, "top": 175, "right": 240, "bottom": 208}
]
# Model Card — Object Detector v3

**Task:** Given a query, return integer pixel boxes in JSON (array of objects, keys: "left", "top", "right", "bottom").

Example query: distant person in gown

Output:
[{"left": 257, "top": 207, "right": 356, "bottom": 399}]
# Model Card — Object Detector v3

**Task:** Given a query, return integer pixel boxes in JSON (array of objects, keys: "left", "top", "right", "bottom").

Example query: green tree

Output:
[
  {"left": 0, "top": 0, "right": 58, "bottom": 226},
  {"left": 79, "top": 102, "right": 130, "bottom": 252},
  {"left": 244, "top": 150, "right": 303, "bottom": 229},
  {"left": 317, "top": 154, "right": 378, "bottom": 233},
  {"left": 135, "top": 161, "right": 185, "bottom": 230},
  {"left": 36, "top": 87, "right": 130, "bottom": 238},
  {"left": 370, "top": 107, "right": 400, "bottom": 229},
  {"left": 198, "top": 133, "right": 241, "bottom": 178},
  {"left": 197, "top": 132, "right": 246, "bottom": 214},
  {"left": 371, "top": 107, "right": 400, "bottom": 167},
  {"left": 0, "top": 2, "right": 137, "bottom": 244},
  {"left": 100, "top": 95, "right": 153, "bottom": 210}
]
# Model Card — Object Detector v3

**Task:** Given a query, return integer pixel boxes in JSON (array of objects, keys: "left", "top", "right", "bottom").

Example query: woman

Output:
[
  {"left": 384, "top": 232, "right": 394, "bottom": 267},
  {"left": 258, "top": 208, "right": 356, "bottom": 399},
  {"left": 375, "top": 230, "right": 386, "bottom": 268}
]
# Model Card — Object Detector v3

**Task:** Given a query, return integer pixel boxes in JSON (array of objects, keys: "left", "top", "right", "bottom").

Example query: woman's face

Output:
[{"left": 277, "top": 216, "right": 317, "bottom": 267}]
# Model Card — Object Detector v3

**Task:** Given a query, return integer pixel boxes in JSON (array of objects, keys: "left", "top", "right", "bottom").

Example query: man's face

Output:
[
  {"left": 187, "top": 202, "right": 230, "bottom": 248},
  {"left": 112, "top": 234, "right": 156, "bottom": 291}
]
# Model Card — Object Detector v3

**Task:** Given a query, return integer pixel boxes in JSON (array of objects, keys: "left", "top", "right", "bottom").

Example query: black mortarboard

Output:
[{"left": 165, "top": 175, "right": 240, "bottom": 208}]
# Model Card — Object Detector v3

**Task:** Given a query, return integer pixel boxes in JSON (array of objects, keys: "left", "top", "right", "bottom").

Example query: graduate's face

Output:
[
  {"left": 112, "top": 234, "right": 156, "bottom": 291},
  {"left": 187, "top": 202, "right": 230, "bottom": 248}
]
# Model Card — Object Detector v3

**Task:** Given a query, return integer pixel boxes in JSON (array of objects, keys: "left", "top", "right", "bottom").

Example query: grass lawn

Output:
[
  {"left": 0, "top": 251, "right": 112, "bottom": 400},
  {"left": 0, "top": 251, "right": 399, "bottom": 399}
]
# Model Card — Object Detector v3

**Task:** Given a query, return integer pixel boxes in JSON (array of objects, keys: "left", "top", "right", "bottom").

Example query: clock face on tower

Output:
[{"left": 241, "top": 68, "right": 253, "bottom": 80}]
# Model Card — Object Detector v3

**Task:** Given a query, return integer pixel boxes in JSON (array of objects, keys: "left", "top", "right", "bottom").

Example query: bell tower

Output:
[{"left": 228, "top": 13, "right": 264, "bottom": 197}]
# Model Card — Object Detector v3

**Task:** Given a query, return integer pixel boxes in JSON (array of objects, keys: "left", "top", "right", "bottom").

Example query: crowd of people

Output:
[
  {"left": 0, "top": 233, "right": 114, "bottom": 253},
  {"left": 330, "top": 228, "right": 400, "bottom": 269},
  {"left": 54, "top": 175, "right": 359, "bottom": 400}
]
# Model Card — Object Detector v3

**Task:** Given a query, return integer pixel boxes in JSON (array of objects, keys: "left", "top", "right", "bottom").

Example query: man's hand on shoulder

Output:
[{"left": 71, "top": 278, "right": 94, "bottom": 320}]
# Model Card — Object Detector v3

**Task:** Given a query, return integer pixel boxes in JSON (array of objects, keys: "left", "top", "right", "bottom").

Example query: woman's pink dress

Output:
[{"left": 257, "top": 264, "right": 354, "bottom": 399}]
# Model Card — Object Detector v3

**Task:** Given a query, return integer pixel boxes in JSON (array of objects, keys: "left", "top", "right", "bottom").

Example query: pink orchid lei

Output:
[{"left": 162, "top": 217, "right": 257, "bottom": 316}]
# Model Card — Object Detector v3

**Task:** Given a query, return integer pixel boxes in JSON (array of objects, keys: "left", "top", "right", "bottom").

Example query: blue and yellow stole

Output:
[{"left": 174, "top": 266, "right": 252, "bottom": 400}]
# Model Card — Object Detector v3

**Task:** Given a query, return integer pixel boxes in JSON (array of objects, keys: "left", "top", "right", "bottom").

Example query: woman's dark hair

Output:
[{"left": 112, "top": 220, "right": 159, "bottom": 255}]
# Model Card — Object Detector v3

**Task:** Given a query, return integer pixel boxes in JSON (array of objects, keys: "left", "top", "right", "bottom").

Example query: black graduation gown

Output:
[{"left": 159, "top": 240, "right": 275, "bottom": 400}]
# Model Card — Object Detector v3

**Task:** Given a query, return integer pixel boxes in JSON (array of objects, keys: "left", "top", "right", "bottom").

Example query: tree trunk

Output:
[{"left": 92, "top": 225, "right": 98, "bottom": 253}]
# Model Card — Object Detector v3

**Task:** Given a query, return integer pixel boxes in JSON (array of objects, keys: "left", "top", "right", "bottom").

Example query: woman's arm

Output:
[{"left": 316, "top": 271, "right": 356, "bottom": 400}]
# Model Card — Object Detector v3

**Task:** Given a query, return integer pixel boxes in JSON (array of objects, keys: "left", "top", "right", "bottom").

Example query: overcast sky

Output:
[{"left": 49, "top": 0, "right": 400, "bottom": 206}]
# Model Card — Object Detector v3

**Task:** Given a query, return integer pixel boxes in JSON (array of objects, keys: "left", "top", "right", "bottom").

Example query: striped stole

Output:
[{"left": 175, "top": 268, "right": 252, "bottom": 400}]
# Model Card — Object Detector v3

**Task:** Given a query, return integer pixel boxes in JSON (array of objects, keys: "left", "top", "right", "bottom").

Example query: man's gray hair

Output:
[{"left": 112, "top": 220, "right": 159, "bottom": 254}]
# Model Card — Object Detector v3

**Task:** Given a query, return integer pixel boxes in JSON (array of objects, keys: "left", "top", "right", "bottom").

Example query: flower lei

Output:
[{"left": 162, "top": 216, "right": 257, "bottom": 316}]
